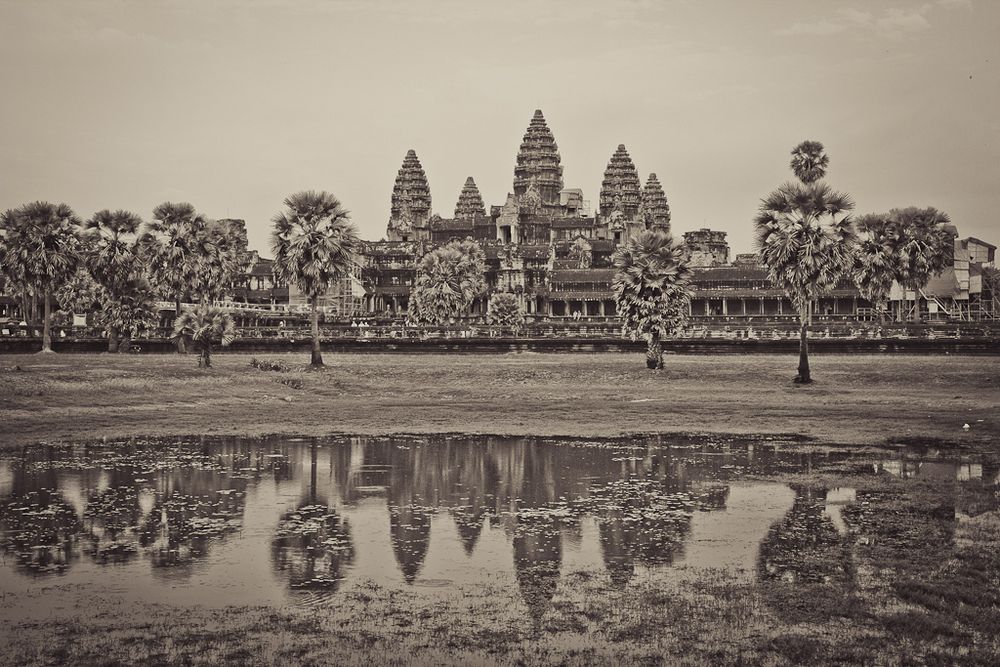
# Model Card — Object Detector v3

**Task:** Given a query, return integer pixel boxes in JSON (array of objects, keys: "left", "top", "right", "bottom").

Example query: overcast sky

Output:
[{"left": 1, "top": 0, "right": 997, "bottom": 255}]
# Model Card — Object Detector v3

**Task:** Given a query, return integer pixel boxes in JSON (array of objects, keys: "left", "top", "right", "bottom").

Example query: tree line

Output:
[{"left": 1, "top": 149, "right": 958, "bottom": 381}]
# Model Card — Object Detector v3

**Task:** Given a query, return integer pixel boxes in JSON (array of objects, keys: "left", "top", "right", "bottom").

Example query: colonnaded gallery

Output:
[{"left": 234, "top": 110, "right": 996, "bottom": 325}]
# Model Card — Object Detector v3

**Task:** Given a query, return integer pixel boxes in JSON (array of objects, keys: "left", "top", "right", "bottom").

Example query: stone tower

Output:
[
  {"left": 454, "top": 176, "right": 486, "bottom": 219},
  {"left": 640, "top": 173, "right": 671, "bottom": 232},
  {"left": 388, "top": 149, "right": 432, "bottom": 241},
  {"left": 683, "top": 228, "right": 730, "bottom": 267},
  {"left": 513, "top": 110, "right": 563, "bottom": 206},
  {"left": 599, "top": 144, "right": 642, "bottom": 218}
]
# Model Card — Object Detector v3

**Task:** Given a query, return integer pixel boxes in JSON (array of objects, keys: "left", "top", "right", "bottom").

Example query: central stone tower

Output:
[
  {"left": 599, "top": 144, "right": 642, "bottom": 219},
  {"left": 512, "top": 110, "right": 564, "bottom": 207},
  {"left": 387, "top": 149, "right": 432, "bottom": 241}
]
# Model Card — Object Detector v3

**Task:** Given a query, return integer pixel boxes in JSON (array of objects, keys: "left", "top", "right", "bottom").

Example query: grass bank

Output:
[{"left": 0, "top": 352, "right": 997, "bottom": 449}]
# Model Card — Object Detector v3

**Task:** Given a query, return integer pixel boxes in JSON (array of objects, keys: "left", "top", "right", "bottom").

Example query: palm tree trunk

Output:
[
  {"left": 310, "top": 297, "right": 323, "bottom": 366},
  {"left": 108, "top": 326, "right": 119, "bottom": 353},
  {"left": 41, "top": 289, "right": 53, "bottom": 353},
  {"left": 174, "top": 296, "right": 187, "bottom": 353},
  {"left": 646, "top": 332, "right": 663, "bottom": 370},
  {"left": 796, "top": 305, "right": 811, "bottom": 383},
  {"left": 910, "top": 289, "right": 921, "bottom": 324}
]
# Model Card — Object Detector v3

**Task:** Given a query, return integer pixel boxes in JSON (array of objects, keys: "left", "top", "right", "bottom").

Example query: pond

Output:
[{"left": 0, "top": 434, "right": 994, "bottom": 623}]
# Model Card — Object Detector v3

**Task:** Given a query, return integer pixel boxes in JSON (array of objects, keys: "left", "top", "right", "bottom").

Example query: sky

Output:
[{"left": 1, "top": 0, "right": 997, "bottom": 256}]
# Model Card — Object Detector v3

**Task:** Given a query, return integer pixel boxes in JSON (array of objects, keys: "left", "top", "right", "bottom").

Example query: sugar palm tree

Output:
[
  {"left": 271, "top": 191, "right": 360, "bottom": 367},
  {"left": 888, "top": 207, "right": 954, "bottom": 323},
  {"left": 0, "top": 202, "right": 81, "bottom": 352},
  {"left": 789, "top": 140, "right": 829, "bottom": 184},
  {"left": 171, "top": 304, "right": 236, "bottom": 368},
  {"left": 407, "top": 239, "right": 486, "bottom": 325},
  {"left": 55, "top": 267, "right": 101, "bottom": 320},
  {"left": 852, "top": 214, "right": 898, "bottom": 323},
  {"left": 612, "top": 230, "right": 691, "bottom": 369},
  {"left": 97, "top": 276, "right": 160, "bottom": 352},
  {"left": 141, "top": 202, "right": 211, "bottom": 313},
  {"left": 84, "top": 209, "right": 145, "bottom": 351},
  {"left": 754, "top": 181, "right": 856, "bottom": 383}
]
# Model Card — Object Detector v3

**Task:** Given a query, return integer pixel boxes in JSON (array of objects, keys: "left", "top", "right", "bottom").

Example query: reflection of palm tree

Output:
[
  {"left": 271, "top": 505, "right": 355, "bottom": 592},
  {"left": 84, "top": 480, "right": 141, "bottom": 564},
  {"left": 0, "top": 452, "right": 82, "bottom": 574},
  {"left": 0, "top": 487, "right": 81, "bottom": 575},
  {"left": 598, "top": 511, "right": 635, "bottom": 588},
  {"left": 513, "top": 516, "right": 562, "bottom": 627},
  {"left": 757, "top": 485, "right": 853, "bottom": 584},
  {"left": 137, "top": 469, "right": 246, "bottom": 571},
  {"left": 271, "top": 439, "right": 356, "bottom": 593}
]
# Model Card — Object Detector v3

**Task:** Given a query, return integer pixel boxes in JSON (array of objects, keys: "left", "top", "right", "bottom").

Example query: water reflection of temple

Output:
[{"left": 5, "top": 435, "right": 990, "bottom": 622}]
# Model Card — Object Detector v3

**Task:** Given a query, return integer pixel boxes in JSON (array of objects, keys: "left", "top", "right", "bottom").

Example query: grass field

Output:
[
  {"left": 1, "top": 352, "right": 997, "bottom": 449},
  {"left": 1, "top": 351, "right": 999, "bottom": 665}
]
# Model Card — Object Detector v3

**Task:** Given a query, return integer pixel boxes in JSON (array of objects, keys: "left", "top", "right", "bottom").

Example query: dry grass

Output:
[{"left": 1, "top": 352, "right": 998, "bottom": 449}]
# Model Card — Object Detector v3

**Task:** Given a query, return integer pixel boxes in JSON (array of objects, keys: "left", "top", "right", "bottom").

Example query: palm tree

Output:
[
  {"left": 171, "top": 304, "right": 236, "bottom": 368},
  {"left": 612, "top": 230, "right": 691, "bottom": 369},
  {"left": 852, "top": 214, "right": 898, "bottom": 323},
  {"left": 84, "top": 209, "right": 144, "bottom": 351},
  {"left": 55, "top": 267, "right": 101, "bottom": 321},
  {"left": 271, "top": 191, "right": 360, "bottom": 367},
  {"left": 141, "top": 202, "right": 210, "bottom": 314},
  {"left": 407, "top": 238, "right": 486, "bottom": 326},
  {"left": 887, "top": 207, "right": 954, "bottom": 323},
  {"left": 754, "top": 142, "right": 856, "bottom": 383},
  {"left": 97, "top": 276, "right": 160, "bottom": 352},
  {"left": 789, "top": 140, "right": 829, "bottom": 184},
  {"left": 0, "top": 202, "right": 81, "bottom": 352}
]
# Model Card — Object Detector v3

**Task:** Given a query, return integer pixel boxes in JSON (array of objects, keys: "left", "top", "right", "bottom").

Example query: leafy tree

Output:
[
  {"left": 197, "top": 219, "right": 252, "bottom": 302},
  {"left": 95, "top": 276, "right": 160, "bottom": 352},
  {"left": 487, "top": 292, "right": 524, "bottom": 330},
  {"left": 171, "top": 304, "right": 236, "bottom": 368},
  {"left": 887, "top": 207, "right": 954, "bottom": 323},
  {"left": 141, "top": 202, "right": 211, "bottom": 313},
  {"left": 0, "top": 202, "right": 81, "bottom": 352},
  {"left": 754, "top": 141, "right": 855, "bottom": 383},
  {"left": 271, "top": 191, "right": 360, "bottom": 367},
  {"left": 84, "top": 209, "right": 147, "bottom": 351},
  {"left": 407, "top": 238, "right": 486, "bottom": 326},
  {"left": 852, "top": 214, "right": 898, "bottom": 323},
  {"left": 55, "top": 267, "right": 101, "bottom": 319},
  {"left": 612, "top": 230, "right": 691, "bottom": 369}
]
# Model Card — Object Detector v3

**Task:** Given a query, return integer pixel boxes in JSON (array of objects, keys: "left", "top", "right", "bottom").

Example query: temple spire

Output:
[
  {"left": 454, "top": 176, "right": 486, "bottom": 219},
  {"left": 640, "top": 173, "right": 671, "bottom": 232},
  {"left": 513, "top": 109, "right": 563, "bottom": 206},
  {"left": 387, "top": 149, "right": 431, "bottom": 240},
  {"left": 599, "top": 144, "right": 642, "bottom": 218}
]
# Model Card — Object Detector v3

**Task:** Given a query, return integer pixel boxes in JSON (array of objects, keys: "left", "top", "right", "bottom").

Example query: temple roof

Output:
[
  {"left": 513, "top": 110, "right": 563, "bottom": 205},
  {"left": 600, "top": 144, "right": 642, "bottom": 218},
  {"left": 454, "top": 177, "right": 486, "bottom": 219},
  {"left": 640, "top": 173, "right": 671, "bottom": 230},
  {"left": 551, "top": 268, "right": 616, "bottom": 282},
  {"left": 390, "top": 149, "right": 431, "bottom": 225}
]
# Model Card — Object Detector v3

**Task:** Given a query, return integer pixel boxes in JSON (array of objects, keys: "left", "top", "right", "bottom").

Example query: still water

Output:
[{"left": 0, "top": 435, "right": 992, "bottom": 616}]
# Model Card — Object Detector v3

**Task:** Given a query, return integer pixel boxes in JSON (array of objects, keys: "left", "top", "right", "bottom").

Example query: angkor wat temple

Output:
[
  {"left": 221, "top": 110, "right": 996, "bottom": 326},
  {"left": 350, "top": 109, "right": 996, "bottom": 323}
]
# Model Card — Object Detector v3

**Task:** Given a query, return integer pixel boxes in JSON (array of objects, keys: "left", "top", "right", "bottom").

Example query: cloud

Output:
[
  {"left": 777, "top": 21, "right": 846, "bottom": 36},
  {"left": 778, "top": 3, "right": 958, "bottom": 39}
]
